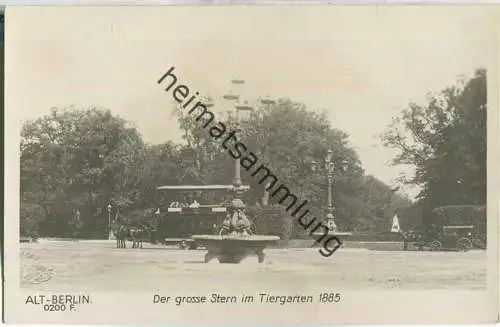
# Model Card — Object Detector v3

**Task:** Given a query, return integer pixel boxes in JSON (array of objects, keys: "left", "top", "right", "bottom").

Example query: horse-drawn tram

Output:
[
  {"left": 150, "top": 205, "right": 227, "bottom": 249},
  {"left": 148, "top": 184, "right": 249, "bottom": 249}
]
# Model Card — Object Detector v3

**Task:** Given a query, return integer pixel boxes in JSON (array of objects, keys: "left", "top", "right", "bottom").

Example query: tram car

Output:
[
  {"left": 147, "top": 184, "right": 251, "bottom": 249},
  {"left": 147, "top": 204, "right": 227, "bottom": 249}
]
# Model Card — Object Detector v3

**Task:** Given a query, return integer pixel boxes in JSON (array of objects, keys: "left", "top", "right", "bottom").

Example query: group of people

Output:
[{"left": 168, "top": 200, "right": 200, "bottom": 208}]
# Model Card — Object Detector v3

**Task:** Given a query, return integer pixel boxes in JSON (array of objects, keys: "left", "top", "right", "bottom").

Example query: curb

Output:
[{"left": 33, "top": 238, "right": 116, "bottom": 243}]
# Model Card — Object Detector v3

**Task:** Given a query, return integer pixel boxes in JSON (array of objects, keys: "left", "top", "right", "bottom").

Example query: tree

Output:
[
  {"left": 172, "top": 98, "right": 234, "bottom": 183},
  {"left": 20, "top": 106, "right": 144, "bottom": 236},
  {"left": 135, "top": 141, "right": 187, "bottom": 207},
  {"left": 172, "top": 96, "right": 409, "bottom": 233},
  {"left": 21, "top": 97, "right": 413, "bottom": 238},
  {"left": 382, "top": 69, "right": 486, "bottom": 227}
]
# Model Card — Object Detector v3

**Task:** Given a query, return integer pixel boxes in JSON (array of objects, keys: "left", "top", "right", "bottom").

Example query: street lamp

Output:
[
  {"left": 311, "top": 149, "right": 348, "bottom": 232},
  {"left": 107, "top": 204, "right": 114, "bottom": 240},
  {"left": 260, "top": 97, "right": 276, "bottom": 206},
  {"left": 223, "top": 93, "right": 239, "bottom": 101},
  {"left": 223, "top": 79, "right": 253, "bottom": 200},
  {"left": 204, "top": 96, "right": 215, "bottom": 108},
  {"left": 261, "top": 97, "right": 276, "bottom": 107}
]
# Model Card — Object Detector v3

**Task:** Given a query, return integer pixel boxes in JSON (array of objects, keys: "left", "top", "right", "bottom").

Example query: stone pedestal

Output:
[{"left": 191, "top": 235, "right": 280, "bottom": 263}]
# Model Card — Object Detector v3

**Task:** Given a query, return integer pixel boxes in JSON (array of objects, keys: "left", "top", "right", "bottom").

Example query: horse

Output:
[
  {"left": 113, "top": 224, "right": 130, "bottom": 248},
  {"left": 129, "top": 227, "right": 149, "bottom": 249}
]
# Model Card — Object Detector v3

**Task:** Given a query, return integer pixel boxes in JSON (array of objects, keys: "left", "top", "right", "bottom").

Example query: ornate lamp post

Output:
[
  {"left": 311, "top": 149, "right": 348, "bottom": 232},
  {"left": 261, "top": 96, "right": 276, "bottom": 107},
  {"left": 107, "top": 203, "right": 114, "bottom": 240},
  {"left": 223, "top": 79, "right": 253, "bottom": 202},
  {"left": 260, "top": 96, "right": 276, "bottom": 206}
]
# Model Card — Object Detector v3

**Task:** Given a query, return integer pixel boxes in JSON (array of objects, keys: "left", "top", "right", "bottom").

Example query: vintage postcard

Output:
[{"left": 3, "top": 5, "right": 499, "bottom": 324}]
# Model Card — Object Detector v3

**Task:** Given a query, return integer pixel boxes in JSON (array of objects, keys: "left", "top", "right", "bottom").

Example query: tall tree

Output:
[
  {"left": 382, "top": 69, "right": 486, "bottom": 220},
  {"left": 240, "top": 99, "right": 366, "bottom": 228},
  {"left": 20, "top": 107, "right": 144, "bottom": 235}
]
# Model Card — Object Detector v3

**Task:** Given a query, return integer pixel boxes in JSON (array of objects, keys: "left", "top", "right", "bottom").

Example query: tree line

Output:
[{"left": 20, "top": 69, "right": 486, "bottom": 238}]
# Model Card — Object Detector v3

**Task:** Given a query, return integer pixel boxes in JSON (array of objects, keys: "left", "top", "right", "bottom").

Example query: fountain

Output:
[
  {"left": 191, "top": 196, "right": 279, "bottom": 263},
  {"left": 191, "top": 79, "right": 280, "bottom": 263}
]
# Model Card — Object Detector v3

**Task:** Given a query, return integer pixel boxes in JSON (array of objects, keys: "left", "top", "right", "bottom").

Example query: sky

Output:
[{"left": 6, "top": 6, "right": 494, "bottom": 199}]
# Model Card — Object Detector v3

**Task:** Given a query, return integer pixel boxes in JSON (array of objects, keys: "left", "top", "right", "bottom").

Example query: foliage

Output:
[
  {"left": 398, "top": 201, "right": 426, "bottom": 232},
  {"left": 20, "top": 107, "right": 144, "bottom": 236},
  {"left": 432, "top": 205, "right": 486, "bottom": 234},
  {"left": 382, "top": 69, "right": 487, "bottom": 230},
  {"left": 238, "top": 99, "right": 410, "bottom": 232},
  {"left": 20, "top": 203, "right": 44, "bottom": 237},
  {"left": 21, "top": 98, "right": 412, "bottom": 238},
  {"left": 247, "top": 205, "right": 294, "bottom": 239},
  {"left": 382, "top": 69, "right": 486, "bottom": 204}
]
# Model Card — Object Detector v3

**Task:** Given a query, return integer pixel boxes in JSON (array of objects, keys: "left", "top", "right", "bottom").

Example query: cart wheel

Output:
[
  {"left": 412, "top": 242, "right": 424, "bottom": 251},
  {"left": 204, "top": 251, "right": 216, "bottom": 263},
  {"left": 430, "top": 240, "right": 441, "bottom": 252},
  {"left": 257, "top": 250, "right": 265, "bottom": 263},
  {"left": 179, "top": 241, "right": 187, "bottom": 250},
  {"left": 457, "top": 238, "right": 472, "bottom": 252}
]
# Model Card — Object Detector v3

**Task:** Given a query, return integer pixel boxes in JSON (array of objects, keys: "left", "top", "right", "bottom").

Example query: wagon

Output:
[
  {"left": 148, "top": 184, "right": 250, "bottom": 249},
  {"left": 149, "top": 205, "right": 226, "bottom": 250},
  {"left": 434, "top": 225, "right": 474, "bottom": 252},
  {"left": 410, "top": 225, "right": 474, "bottom": 252}
]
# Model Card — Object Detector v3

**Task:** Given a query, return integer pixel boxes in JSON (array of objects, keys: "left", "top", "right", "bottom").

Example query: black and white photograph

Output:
[{"left": 4, "top": 5, "right": 498, "bottom": 324}]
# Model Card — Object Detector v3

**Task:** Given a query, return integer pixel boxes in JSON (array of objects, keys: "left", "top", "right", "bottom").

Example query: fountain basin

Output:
[{"left": 191, "top": 235, "right": 280, "bottom": 264}]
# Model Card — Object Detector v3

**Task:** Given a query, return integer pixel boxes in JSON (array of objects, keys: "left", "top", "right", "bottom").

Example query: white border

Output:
[{"left": 2, "top": 4, "right": 499, "bottom": 325}]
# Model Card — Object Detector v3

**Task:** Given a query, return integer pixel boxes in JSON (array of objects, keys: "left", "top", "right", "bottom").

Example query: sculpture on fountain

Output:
[{"left": 220, "top": 199, "right": 252, "bottom": 236}]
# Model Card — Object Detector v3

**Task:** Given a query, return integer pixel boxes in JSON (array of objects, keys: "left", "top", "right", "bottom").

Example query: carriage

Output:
[
  {"left": 148, "top": 205, "right": 226, "bottom": 249},
  {"left": 410, "top": 225, "right": 474, "bottom": 252},
  {"left": 146, "top": 184, "right": 249, "bottom": 249}
]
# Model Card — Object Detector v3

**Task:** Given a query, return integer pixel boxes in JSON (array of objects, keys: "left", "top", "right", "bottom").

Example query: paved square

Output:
[{"left": 20, "top": 241, "right": 486, "bottom": 291}]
